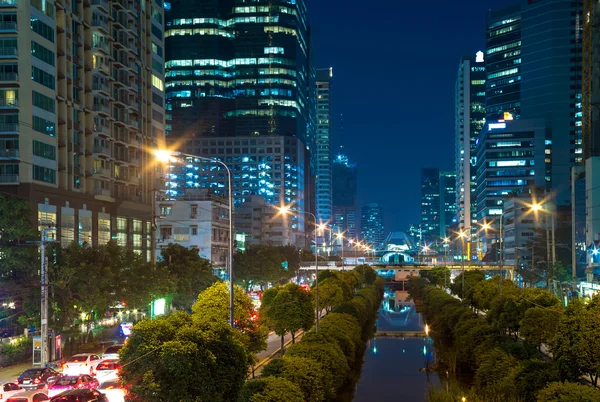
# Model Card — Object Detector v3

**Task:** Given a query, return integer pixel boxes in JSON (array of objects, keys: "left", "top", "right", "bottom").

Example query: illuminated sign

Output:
[
  {"left": 476, "top": 51, "right": 484, "bottom": 63},
  {"left": 503, "top": 112, "right": 514, "bottom": 121},
  {"left": 153, "top": 298, "right": 166, "bottom": 317},
  {"left": 488, "top": 123, "right": 506, "bottom": 130}
]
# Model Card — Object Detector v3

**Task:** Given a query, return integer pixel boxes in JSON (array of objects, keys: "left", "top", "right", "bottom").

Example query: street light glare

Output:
[
  {"left": 277, "top": 205, "right": 291, "bottom": 215},
  {"left": 154, "top": 149, "right": 174, "bottom": 163},
  {"left": 531, "top": 203, "right": 542, "bottom": 212}
]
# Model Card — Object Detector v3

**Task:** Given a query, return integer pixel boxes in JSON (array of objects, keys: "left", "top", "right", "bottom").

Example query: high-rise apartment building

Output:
[
  {"left": 485, "top": 4, "right": 522, "bottom": 122},
  {"left": 361, "top": 203, "right": 385, "bottom": 248},
  {"left": 455, "top": 52, "right": 486, "bottom": 237},
  {"left": 315, "top": 67, "right": 332, "bottom": 224},
  {"left": 164, "top": 0, "right": 314, "bottom": 247},
  {"left": 420, "top": 168, "right": 440, "bottom": 243},
  {"left": 0, "top": 0, "right": 164, "bottom": 260},
  {"left": 332, "top": 153, "right": 357, "bottom": 239}
]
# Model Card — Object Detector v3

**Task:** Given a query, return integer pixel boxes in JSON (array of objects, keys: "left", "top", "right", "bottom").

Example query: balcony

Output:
[
  {"left": 91, "top": 19, "right": 109, "bottom": 33},
  {"left": 91, "top": 0, "right": 109, "bottom": 12},
  {"left": 93, "top": 103, "right": 110, "bottom": 115},
  {"left": 93, "top": 167, "right": 111, "bottom": 177},
  {"left": 0, "top": 47, "right": 17, "bottom": 58},
  {"left": 0, "top": 72, "right": 17, "bottom": 82},
  {"left": 92, "top": 81, "right": 110, "bottom": 94},
  {"left": 0, "top": 22, "right": 16, "bottom": 32},
  {"left": 92, "top": 145, "right": 110, "bottom": 155},
  {"left": 0, "top": 123, "right": 18, "bottom": 133},
  {"left": 0, "top": 0, "right": 17, "bottom": 7},
  {"left": 0, "top": 149, "right": 17, "bottom": 158},
  {"left": 92, "top": 188, "right": 111, "bottom": 197},
  {"left": 92, "top": 123, "right": 110, "bottom": 137},
  {"left": 0, "top": 99, "right": 18, "bottom": 108},
  {"left": 129, "top": 157, "right": 139, "bottom": 166},
  {"left": 0, "top": 174, "right": 18, "bottom": 183}
]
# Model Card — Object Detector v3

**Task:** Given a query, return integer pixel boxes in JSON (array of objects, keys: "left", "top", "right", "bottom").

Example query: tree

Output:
[
  {"left": 239, "top": 377, "right": 304, "bottom": 402},
  {"left": 474, "top": 348, "right": 517, "bottom": 396},
  {"left": 354, "top": 264, "right": 377, "bottom": 285},
  {"left": 262, "top": 356, "right": 326, "bottom": 402},
  {"left": 120, "top": 312, "right": 249, "bottom": 402},
  {"left": 234, "top": 245, "right": 293, "bottom": 291},
  {"left": 259, "top": 283, "right": 314, "bottom": 352},
  {"left": 471, "top": 276, "right": 518, "bottom": 311},
  {"left": 520, "top": 306, "right": 562, "bottom": 349},
  {"left": 192, "top": 282, "right": 268, "bottom": 355},
  {"left": 421, "top": 266, "right": 451, "bottom": 289},
  {"left": 316, "top": 278, "right": 345, "bottom": 313},
  {"left": 158, "top": 243, "right": 216, "bottom": 310},
  {"left": 450, "top": 270, "right": 485, "bottom": 302},
  {"left": 536, "top": 381, "right": 600, "bottom": 402}
]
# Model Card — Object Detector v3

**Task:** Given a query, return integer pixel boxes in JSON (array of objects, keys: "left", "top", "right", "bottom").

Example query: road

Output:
[{"left": 0, "top": 331, "right": 304, "bottom": 384}]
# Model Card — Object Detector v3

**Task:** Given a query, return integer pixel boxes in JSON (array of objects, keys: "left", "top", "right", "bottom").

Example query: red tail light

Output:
[{"left": 34, "top": 378, "right": 41, "bottom": 384}]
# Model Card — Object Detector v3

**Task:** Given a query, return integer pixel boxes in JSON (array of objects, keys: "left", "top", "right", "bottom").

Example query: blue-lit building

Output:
[
  {"left": 361, "top": 203, "right": 385, "bottom": 249},
  {"left": 163, "top": 0, "right": 315, "bottom": 247},
  {"left": 332, "top": 153, "right": 357, "bottom": 240},
  {"left": 420, "top": 168, "right": 440, "bottom": 244}
]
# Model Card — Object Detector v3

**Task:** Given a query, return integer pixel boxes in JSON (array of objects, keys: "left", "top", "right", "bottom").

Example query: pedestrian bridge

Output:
[{"left": 298, "top": 262, "right": 514, "bottom": 272}]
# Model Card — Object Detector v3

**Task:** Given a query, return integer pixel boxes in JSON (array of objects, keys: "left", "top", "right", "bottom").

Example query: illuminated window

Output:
[
  {"left": 98, "top": 217, "right": 110, "bottom": 245},
  {"left": 61, "top": 215, "right": 75, "bottom": 247},
  {"left": 79, "top": 215, "right": 92, "bottom": 245},
  {"left": 152, "top": 74, "right": 164, "bottom": 91}
]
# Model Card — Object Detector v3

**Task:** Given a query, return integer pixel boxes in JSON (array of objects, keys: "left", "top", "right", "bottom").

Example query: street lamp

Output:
[
  {"left": 276, "top": 205, "right": 322, "bottom": 332},
  {"left": 155, "top": 149, "right": 234, "bottom": 327},
  {"left": 442, "top": 237, "right": 450, "bottom": 262}
]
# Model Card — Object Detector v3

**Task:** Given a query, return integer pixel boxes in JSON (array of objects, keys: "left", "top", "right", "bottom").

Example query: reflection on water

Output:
[{"left": 353, "top": 286, "right": 440, "bottom": 402}]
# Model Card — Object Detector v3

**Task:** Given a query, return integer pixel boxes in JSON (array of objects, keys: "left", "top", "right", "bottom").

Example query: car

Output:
[
  {"left": 47, "top": 376, "right": 98, "bottom": 398},
  {"left": 97, "top": 382, "right": 124, "bottom": 402},
  {"left": 16, "top": 369, "right": 60, "bottom": 391},
  {"left": 93, "top": 361, "right": 120, "bottom": 383},
  {"left": 5, "top": 390, "right": 49, "bottom": 402},
  {"left": 62, "top": 354, "right": 102, "bottom": 376},
  {"left": 118, "top": 323, "right": 132, "bottom": 338},
  {"left": 1, "top": 383, "right": 23, "bottom": 402},
  {"left": 101, "top": 345, "right": 122, "bottom": 361},
  {"left": 49, "top": 389, "right": 107, "bottom": 402}
]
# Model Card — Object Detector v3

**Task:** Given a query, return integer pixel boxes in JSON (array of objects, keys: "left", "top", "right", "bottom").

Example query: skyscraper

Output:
[
  {"left": 0, "top": 0, "right": 164, "bottom": 260},
  {"left": 164, "top": 0, "right": 314, "bottom": 247},
  {"left": 332, "top": 152, "right": 357, "bottom": 239},
  {"left": 485, "top": 4, "right": 522, "bottom": 122},
  {"left": 361, "top": 203, "right": 385, "bottom": 248},
  {"left": 440, "top": 171, "right": 457, "bottom": 239},
  {"left": 455, "top": 52, "right": 486, "bottom": 237},
  {"left": 315, "top": 68, "right": 333, "bottom": 224},
  {"left": 420, "top": 168, "right": 440, "bottom": 243}
]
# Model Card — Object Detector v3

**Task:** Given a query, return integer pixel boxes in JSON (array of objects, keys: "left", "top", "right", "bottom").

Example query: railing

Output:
[
  {"left": 93, "top": 188, "right": 111, "bottom": 196},
  {"left": 92, "top": 81, "right": 109, "bottom": 93},
  {"left": 91, "top": 19, "right": 109, "bottom": 31},
  {"left": 0, "top": 149, "right": 18, "bottom": 158},
  {"left": 0, "top": 22, "right": 17, "bottom": 31},
  {"left": 93, "top": 103, "right": 110, "bottom": 114},
  {"left": 0, "top": 47, "right": 17, "bottom": 57},
  {"left": 0, "top": 123, "right": 18, "bottom": 132},
  {"left": 93, "top": 124, "right": 110, "bottom": 136},
  {"left": 0, "top": 99, "right": 18, "bottom": 107},
  {"left": 0, "top": 73, "right": 17, "bottom": 81},
  {"left": 129, "top": 157, "right": 139, "bottom": 165},
  {"left": 93, "top": 145, "right": 110, "bottom": 155},
  {"left": 0, "top": 0, "right": 17, "bottom": 6},
  {"left": 93, "top": 167, "right": 111, "bottom": 176},
  {"left": 0, "top": 174, "right": 18, "bottom": 182},
  {"left": 90, "top": 0, "right": 109, "bottom": 8}
]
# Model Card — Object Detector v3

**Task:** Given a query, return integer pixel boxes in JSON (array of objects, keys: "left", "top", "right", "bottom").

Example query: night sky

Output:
[{"left": 306, "top": 0, "right": 512, "bottom": 234}]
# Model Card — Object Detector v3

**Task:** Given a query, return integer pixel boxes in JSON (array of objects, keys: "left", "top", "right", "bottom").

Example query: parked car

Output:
[
  {"left": 49, "top": 389, "right": 107, "bottom": 402},
  {"left": 5, "top": 390, "right": 49, "bottom": 402},
  {"left": 62, "top": 354, "right": 102, "bottom": 376},
  {"left": 93, "top": 361, "right": 120, "bottom": 383},
  {"left": 1, "top": 382, "right": 23, "bottom": 402},
  {"left": 47, "top": 376, "right": 98, "bottom": 398},
  {"left": 100, "top": 345, "right": 122, "bottom": 361},
  {"left": 97, "top": 382, "right": 124, "bottom": 402},
  {"left": 16, "top": 369, "right": 60, "bottom": 391}
]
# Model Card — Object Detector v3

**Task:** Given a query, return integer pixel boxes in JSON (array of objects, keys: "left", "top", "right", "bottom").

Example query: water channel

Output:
[{"left": 354, "top": 285, "right": 440, "bottom": 401}]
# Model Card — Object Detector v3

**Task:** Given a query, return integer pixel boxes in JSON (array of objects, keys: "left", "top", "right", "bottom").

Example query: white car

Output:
[
  {"left": 93, "top": 360, "right": 121, "bottom": 383},
  {"left": 97, "top": 381, "right": 124, "bottom": 402},
  {"left": 1, "top": 383, "right": 24, "bottom": 402},
  {"left": 4, "top": 390, "right": 49, "bottom": 402},
  {"left": 101, "top": 345, "right": 123, "bottom": 361},
  {"left": 62, "top": 354, "right": 102, "bottom": 376}
]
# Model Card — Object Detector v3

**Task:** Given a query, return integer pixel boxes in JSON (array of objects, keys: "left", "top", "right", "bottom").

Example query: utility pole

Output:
[{"left": 40, "top": 228, "right": 51, "bottom": 367}]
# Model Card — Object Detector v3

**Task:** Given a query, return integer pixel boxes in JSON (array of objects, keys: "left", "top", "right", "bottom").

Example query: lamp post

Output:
[
  {"left": 155, "top": 150, "right": 234, "bottom": 327},
  {"left": 276, "top": 206, "right": 323, "bottom": 332},
  {"left": 443, "top": 237, "right": 449, "bottom": 263}
]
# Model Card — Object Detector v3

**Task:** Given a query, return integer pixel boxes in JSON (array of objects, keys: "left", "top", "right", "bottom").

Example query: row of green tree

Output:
[
  {"left": 410, "top": 274, "right": 600, "bottom": 401},
  {"left": 241, "top": 272, "right": 384, "bottom": 401}
]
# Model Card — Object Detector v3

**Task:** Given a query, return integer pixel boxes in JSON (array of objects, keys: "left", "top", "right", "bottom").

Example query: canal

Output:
[{"left": 354, "top": 285, "right": 440, "bottom": 401}]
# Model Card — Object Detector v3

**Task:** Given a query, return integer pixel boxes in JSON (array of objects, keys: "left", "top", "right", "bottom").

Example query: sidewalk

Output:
[{"left": 0, "top": 361, "right": 34, "bottom": 384}]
